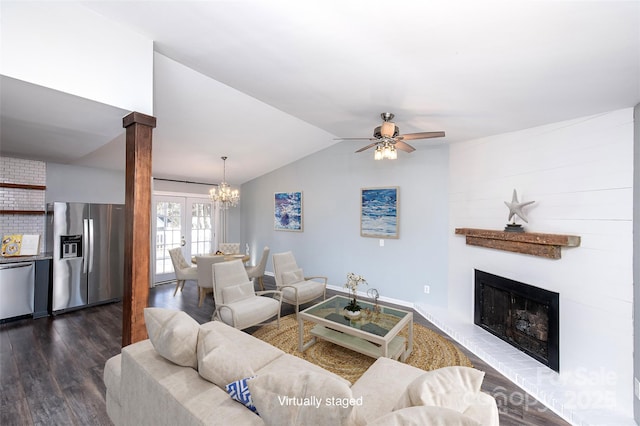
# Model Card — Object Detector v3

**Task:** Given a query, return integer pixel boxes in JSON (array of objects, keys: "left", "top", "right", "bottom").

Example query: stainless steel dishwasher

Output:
[{"left": 0, "top": 261, "right": 35, "bottom": 320}]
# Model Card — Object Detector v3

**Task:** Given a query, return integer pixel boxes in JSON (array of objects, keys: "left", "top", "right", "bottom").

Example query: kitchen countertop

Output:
[{"left": 0, "top": 253, "right": 53, "bottom": 264}]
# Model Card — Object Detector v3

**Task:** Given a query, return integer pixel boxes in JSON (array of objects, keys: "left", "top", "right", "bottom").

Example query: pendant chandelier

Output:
[{"left": 209, "top": 156, "right": 239, "bottom": 209}]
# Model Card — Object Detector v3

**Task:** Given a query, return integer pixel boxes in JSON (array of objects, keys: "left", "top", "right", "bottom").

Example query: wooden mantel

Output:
[{"left": 455, "top": 228, "right": 580, "bottom": 259}]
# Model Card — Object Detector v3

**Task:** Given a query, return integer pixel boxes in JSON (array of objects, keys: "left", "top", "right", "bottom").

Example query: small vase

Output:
[{"left": 343, "top": 308, "right": 361, "bottom": 319}]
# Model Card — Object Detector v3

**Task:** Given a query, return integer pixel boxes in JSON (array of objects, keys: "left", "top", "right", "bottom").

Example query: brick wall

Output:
[{"left": 0, "top": 157, "right": 46, "bottom": 248}]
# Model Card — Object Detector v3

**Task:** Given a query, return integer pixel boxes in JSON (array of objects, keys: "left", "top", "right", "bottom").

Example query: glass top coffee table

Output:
[{"left": 298, "top": 295, "right": 413, "bottom": 361}]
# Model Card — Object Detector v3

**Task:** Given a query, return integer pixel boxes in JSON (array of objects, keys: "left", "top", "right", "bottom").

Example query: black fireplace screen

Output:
[{"left": 474, "top": 270, "right": 559, "bottom": 372}]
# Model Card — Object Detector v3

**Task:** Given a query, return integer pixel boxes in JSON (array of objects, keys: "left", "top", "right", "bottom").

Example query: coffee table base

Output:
[{"left": 304, "top": 325, "right": 408, "bottom": 361}]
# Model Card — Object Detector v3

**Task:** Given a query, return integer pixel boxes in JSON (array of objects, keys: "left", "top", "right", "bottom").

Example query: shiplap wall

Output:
[{"left": 448, "top": 108, "right": 634, "bottom": 417}]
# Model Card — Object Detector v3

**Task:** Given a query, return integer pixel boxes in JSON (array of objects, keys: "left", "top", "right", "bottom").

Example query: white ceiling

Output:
[{"left": 1, "top": 1, "right": 639, "bottom": 185}]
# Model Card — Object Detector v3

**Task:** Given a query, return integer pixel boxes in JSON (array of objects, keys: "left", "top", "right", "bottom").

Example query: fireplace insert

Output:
[{"left": 474, "top": 270, "right": 559, "bottom": 372}]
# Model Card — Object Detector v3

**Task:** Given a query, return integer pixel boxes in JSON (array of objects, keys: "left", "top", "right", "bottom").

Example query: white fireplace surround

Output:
[{"left": 444, "top": 108, "right": 634, "bottom": 425}]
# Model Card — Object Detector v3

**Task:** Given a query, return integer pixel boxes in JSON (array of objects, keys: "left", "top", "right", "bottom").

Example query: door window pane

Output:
[
  {"left": 156, "top": 201, "right": 183, "bottom": 274},
  {"left": 191, "top": 202, "right": 213, "bottom": 255}
]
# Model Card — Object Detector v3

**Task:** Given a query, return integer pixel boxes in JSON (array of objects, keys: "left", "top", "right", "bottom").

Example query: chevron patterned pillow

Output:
[{"left": 226, "top": 376, "right": 259, "bottom": 414}]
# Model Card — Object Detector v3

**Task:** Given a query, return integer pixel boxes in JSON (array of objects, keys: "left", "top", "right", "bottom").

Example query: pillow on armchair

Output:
[
  {"left": 281, "top": 268, "right": 304, "bottom": 285},
  {"left": 221, "top": 281, "right": 255, "bottom": 303}
]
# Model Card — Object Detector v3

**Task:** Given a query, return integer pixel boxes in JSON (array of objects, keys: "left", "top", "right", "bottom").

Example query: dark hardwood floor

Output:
[{"left": 0, "top": 277, "right": 570, "bottom": 425}]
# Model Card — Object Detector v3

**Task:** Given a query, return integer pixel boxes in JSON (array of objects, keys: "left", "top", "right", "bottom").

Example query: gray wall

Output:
[
  {"left": 46, "top": 162, "right": 125, "bottom": 204},
  {"left": 240, "top": 139, "right": 449, "bottom": 305}
]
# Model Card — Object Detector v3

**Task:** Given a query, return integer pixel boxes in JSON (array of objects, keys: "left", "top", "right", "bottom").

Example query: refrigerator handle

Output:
[
  {"left": 88, "top": 218, "right": 95, "bottom": 273},
  {"left": 83, "top": 219, "right": 89, "bottom": 273}
]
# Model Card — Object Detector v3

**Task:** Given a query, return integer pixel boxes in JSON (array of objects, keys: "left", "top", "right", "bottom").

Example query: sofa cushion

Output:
[
  {"left": 281, "top": 268, "right": 304, "bottom": 285},
  {"left": 255, "top": 352, "right": 350, "bottom": 386},
  {"left": 222, "top": 281, "right": 256, "bottom": 303},
  {"left": 248, "top": 370, "right": 364, "bottom": 426},
  {"left": 200, "top": 321, "right": 284, "bottom": 371},
  {"left": 144, "top": 307, "right": 199, "bottom": 368},
  {"left": 367, "top": 406, "right": 481, "bottom": 426},
  {"left": 394, "top": 366, "right": 485, "bottom": 413},
  {"left": 197, "top": 326, "right": 255, "bottom": 387}
]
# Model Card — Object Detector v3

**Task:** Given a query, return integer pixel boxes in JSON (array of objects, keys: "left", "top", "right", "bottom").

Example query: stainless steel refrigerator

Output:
[{"left": 46, "top": 202, "right": 125, "bottom": 313}]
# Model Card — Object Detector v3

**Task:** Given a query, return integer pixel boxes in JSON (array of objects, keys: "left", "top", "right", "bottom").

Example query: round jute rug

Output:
[{"left": 252, "top": 314, "right": 472, "bottom": 383}]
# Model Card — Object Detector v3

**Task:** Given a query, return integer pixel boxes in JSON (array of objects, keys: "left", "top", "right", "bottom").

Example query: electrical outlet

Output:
[
  {"left": 379, "top": 239, "right": 384, "bottom": 247},
  {"left": 423, "top": 285, "right": 430, "bottom": 294}
]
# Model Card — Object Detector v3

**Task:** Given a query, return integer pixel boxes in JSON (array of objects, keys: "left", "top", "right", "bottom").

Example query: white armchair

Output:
[
  {"left": 212, "top": 260, "right": 282, "bottom": 330},
  {"left": 272, "top": 251, "right": 327, "bottom": 315},
  {"left": 168, "top": 247, "right": 198, "bottom": 297},
  {"left": 217, "top": 243, "right": 240, "bottom": 254},
  {"left": 195, "top": 255, "right": 226, "bottom": 307}
]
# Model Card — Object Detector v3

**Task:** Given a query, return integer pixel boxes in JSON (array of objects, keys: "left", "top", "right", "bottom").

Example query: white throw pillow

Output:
[
  {"left": 394, "top": 366, "right": 485, "bottom": 413},
  {"left": 197, "top": 326, "right": 255, "bottom": 387},
  {"left": 368, "top": 406, "right": 481, "bottom": 426},
  {"left": 247, "top": 370, "right": 365, "bottom": 426},
  {"left": 281, "top": 268, "right": 304, "bottom": 285},
  {"left": 143, "top": 308, "right": 199, "bottom": 369},
  {"left": 221, "top": 281, "right": 255, "bottom": 303}
]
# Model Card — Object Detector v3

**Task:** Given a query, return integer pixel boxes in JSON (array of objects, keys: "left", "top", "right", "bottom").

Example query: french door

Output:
[{"left": 153, "top": 195, "right": 216, "bottom": 285}]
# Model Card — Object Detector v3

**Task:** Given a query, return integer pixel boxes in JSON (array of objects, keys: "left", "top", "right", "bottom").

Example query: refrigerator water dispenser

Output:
[{"left": 60, "top": 235, "right": 82, "bottom": 259}]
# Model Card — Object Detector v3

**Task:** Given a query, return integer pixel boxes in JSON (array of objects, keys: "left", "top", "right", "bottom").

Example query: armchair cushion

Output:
[
  {"left": 197, "top": 326, "right": 255, "bottom": 387},
  {"left": 143, "top": 308, "right": 199, "bottom": 369},
  {"left": 368, "top": 406, "right": 481, "bottom": 426},
  {"left": 281, "top": 268, "right": 304, "bottom": 285},
  {"left": 394, "top": 366, "right": 485, "bottom": 413},
  {"left": 218, "top": 297, "right": 281, "bottom": 330},
  {"left": 222, "top": 281, "right": 255, "bottom": 303},
  {"left": 281, "top": 280, "right": 325, "bottom": 302},
  {"left": 247, "top": 370, "right": 364, "bottom": 426}
]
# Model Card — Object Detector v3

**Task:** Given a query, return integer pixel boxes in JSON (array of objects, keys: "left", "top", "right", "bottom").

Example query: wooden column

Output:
[{"left": 122, "top": 112, "right": 156, "bottom": 346}]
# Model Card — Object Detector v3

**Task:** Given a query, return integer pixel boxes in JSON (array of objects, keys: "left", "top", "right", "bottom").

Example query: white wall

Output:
[
  {"left": 241, "top": 138, "right": 450, "bottom": 305},
  {"left": 448, "top": 108, "right": 634, "bottom": 417},
  {"left": 46, "top": 162, "right": 125, "bottom": 204},
  {"left": 1, "top": 2, "right": 153, "bottom": 114}
]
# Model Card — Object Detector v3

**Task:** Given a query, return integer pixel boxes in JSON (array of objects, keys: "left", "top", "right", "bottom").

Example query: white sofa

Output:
[{"left": 104, "top": 308, "right": 499, "bottom": 426}]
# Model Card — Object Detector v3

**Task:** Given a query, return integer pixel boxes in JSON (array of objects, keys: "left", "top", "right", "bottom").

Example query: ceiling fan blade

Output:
[
  {"left": 334, "top": 137, "right": 377, "bottom": 141},
  {"left": 397, "top": 131, "right": 445, "bottom": 141},
  {"left": 395, "top": 141, "right": 415, "bottom": 153},
  {"left": 355, "top": 142, "right": 379, "bottom": 153}
]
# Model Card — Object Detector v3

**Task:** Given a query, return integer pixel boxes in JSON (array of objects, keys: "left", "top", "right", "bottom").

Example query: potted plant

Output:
[{"left": 344, "top": 272, "right": 367, "bottom": 318}]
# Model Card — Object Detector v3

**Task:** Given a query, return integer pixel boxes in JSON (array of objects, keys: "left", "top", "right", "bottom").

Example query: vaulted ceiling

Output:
[{"left": 1, "top": 1, "right": 639, "bottom": 184}]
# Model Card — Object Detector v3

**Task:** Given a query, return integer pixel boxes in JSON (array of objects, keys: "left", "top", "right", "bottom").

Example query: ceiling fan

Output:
[{"left": 335, "top": 112, "right": 445, "bottom": 160}]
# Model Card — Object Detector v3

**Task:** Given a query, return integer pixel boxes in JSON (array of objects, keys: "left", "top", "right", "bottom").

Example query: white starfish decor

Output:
[{"left": 504, "top": 189, "right": 535, "bottom": 223}]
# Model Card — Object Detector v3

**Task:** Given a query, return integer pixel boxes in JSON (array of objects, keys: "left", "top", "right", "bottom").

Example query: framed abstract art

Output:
[
  {"left": 274, "top": 191, "right": 303, "bottom": 231},
  {"left": 360, "top": 187, "right": 399, "bottom": 238}
]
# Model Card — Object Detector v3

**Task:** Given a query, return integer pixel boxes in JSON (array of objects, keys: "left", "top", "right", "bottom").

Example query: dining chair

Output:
[
  {"left": 245, "top": 246, "right": 270, "bottom": 291},
  {"left": 212, "top": 260, "right": 282, "bottom": 330},
  {"left": 218, "top": 243, "right": 240, "bottom": 254},
  {"left": 195, "top": 255, "right": 226, "bottom": 307},
  {"left": 168, "top": 247, "right": 198, "bottom": 296},
  {"left": 272, "top": 251, "right": 327, "bottom": 315}
]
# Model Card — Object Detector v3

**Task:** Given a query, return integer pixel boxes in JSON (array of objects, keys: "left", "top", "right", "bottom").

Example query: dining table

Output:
[{"left": 191, "top": 253, "right": 250, "bottom": 264}]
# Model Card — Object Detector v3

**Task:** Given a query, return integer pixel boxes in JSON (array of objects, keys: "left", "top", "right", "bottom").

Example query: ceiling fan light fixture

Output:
[
  {"left": 380, "top": 121, "right": 396, "bottom": 138},
  {"left": 389, "top": 145, "right": 397, "bottom": 160},
  {"left": 374, "top": 145, "right": 384, "bottom": 160},
  {"left": 373, "top": 142, "right": 397, "bottom": 160}
]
